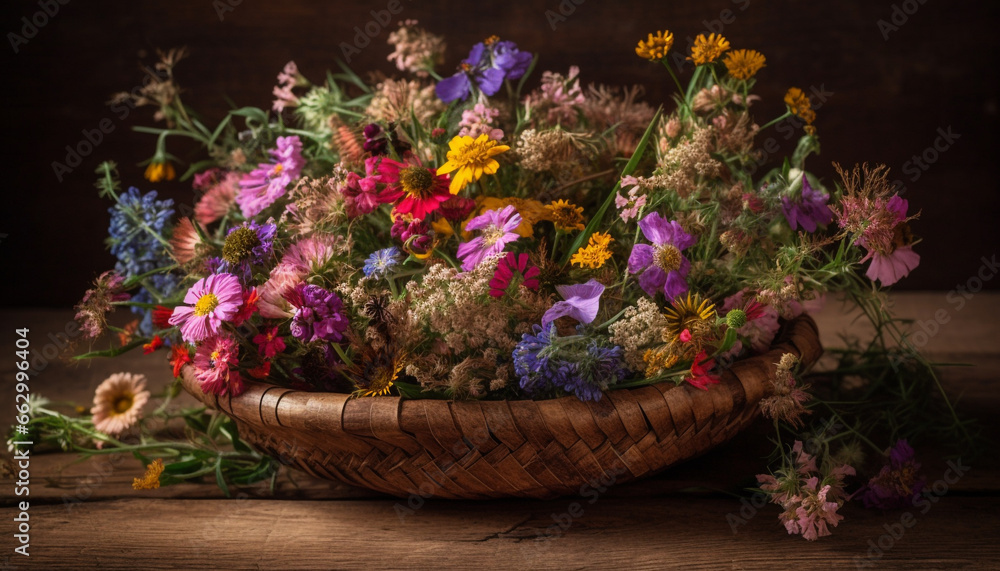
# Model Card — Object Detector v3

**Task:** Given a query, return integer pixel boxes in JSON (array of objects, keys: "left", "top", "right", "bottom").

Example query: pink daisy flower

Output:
[
  {"left": 193, "top": 334, "right": 244, "bottom": 396},
  {"left": 168, "top": 273, "right": 243, "bottom": 343},
  {"left": 236, "top": 136, "right": 305, "bottom": 218}
]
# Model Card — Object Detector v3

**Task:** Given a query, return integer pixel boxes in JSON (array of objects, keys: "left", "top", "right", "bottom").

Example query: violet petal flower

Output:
[
  {"left": 782, "top": 175, "right": 833, "bottom": 233},
  {"left": 627, "top": 212, "right": 695, "bottom": 299},
  {"left": 542, "top": 279, "right": 605, "bottom": 326},
  {"left": 457, "top": 205, "right": 522, "bottom": 271}
]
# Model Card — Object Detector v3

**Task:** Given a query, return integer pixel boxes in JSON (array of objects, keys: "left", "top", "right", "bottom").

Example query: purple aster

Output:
[
  {"left": 168, "top": 273, "right": 244, "bottom": 343},
  {"left": 860, "top": 439, "right": 926, "bottom": 510},
  {"left": 627, "top": 212, "right": 697, "bottom": 299},
  {"left": 285, "top": 283, "right": 350, "bottom": 343},
  {"left": 236, "top": 136, "right": 305, "bottom": 218},
  {"left": 542, "top": 279, "right": 605, "bottom": 327},
  {"left": 217, "top": 219, "right": 277, "bottom": 284},
  {"left": 457, "top": 205, "right": 522, "bottom": 271},
  {"left": 436, "top": 39, "right": 532, "bottom": 102},
  {"left": 781, "top": 175, "right": 833, "bottom": 232}
]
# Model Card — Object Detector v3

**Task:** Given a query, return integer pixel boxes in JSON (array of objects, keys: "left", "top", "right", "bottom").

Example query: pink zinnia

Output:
[
  {"left": 457, "top": 205, "right": 522, "bottom": 271},
  {"left": 253, "top": 326, "right": 286, "bottom": 358},
  {"left": 489, "top": 252, "right": 540, "bottom": 298},
  {"left": 193, "top": 334, "right": 244, "bottom": 396},
  {"left": 236, "top": 136, "right": 305, "bottom": 218},
  {"left": 168, "top": 273, "right": 243, "bottom": 343}
]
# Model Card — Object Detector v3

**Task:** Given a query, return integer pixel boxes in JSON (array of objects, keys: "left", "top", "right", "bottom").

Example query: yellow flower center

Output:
[
  {"left": 270, "top": 163, "right": 285, "bottom": 178},
  {"left": 481, "top": 225, "right": 507, "bottom": 247},
  {"left": 399, "top": 166, "right": 435, "bottom": 198},
  {"left": 654, "top": 244, "right": 682, "bottom": 272},
  {"left": 194, "top": 293, "right": 220, "bottom": 316},
  {"left": 484, "top": 35, "right": 500, "bottom": 46},
  {"left": 112, "top": 394, "right": 134, "bottom": 414}
]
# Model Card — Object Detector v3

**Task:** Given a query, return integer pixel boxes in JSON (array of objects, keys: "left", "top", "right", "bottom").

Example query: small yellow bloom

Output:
[
  {"left": 430, "top": 217, "right": 454, "bottom": 239},
  {"left": 723, "top": 49, "right": 766, "bottom": 80},
  {"left": 784, "top": 87, "right": 817, "bottom": 127},
  {"left": 570, "top": 232, "right": 614, "bottom": 269},
  {"left": 132, "top": 458, "right": 164, "bottom": 490},
  {"left": 687, "top": 33, "right": 730, "bottom": 65},
  {"left": 144, "top": 161, "right": 176, "bottom": 183},
  {"left": 436, "top": 134, "right": 510, "bottom": 195},
  {"left": 546, "top": 199, "right": 586, "bottom": 232},
  {"left": 635, "top": 30, "right": 674, "bottom": 61}
]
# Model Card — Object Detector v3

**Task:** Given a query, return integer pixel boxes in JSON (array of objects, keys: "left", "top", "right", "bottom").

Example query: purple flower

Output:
[
  {"left": 781, "top": 175, "right": 833, "bottom": 232},
  {"left": 542, "top": 279, "right": 605, "bottom": 327},
  {"left": 860, "top": 439, "right": 926, "bottom": 510},
  {"left": 285, "top": 283, "right": 350, "bottom": 343},
  {"left": 627, "top": 212, "right": 696, "bottom": 299},
  {"left": 217, "top": 219, "right": 277, "bottom": 284},
  {"left": 236, "top": 136, "right": 305, "bottom": 218},
  {"left": 865, "top": 246, "right": 920, "bottom": 286},
  {"left": 436, "top": 39, "right": 532, "bottom": 102},
  {"left": 456, "top": 205, "right": 522, "bottom": 271}
]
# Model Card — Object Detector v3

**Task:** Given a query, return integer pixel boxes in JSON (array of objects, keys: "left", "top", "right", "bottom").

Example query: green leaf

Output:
[
  {"left": 73, "top": 338, "right": 147, "bottom": 360},
  {"left": 560, "top": 106, "right": 663, "bottom": 265},
  {"left": 394, "top": 380, "right": 451, "bottom": 400}
]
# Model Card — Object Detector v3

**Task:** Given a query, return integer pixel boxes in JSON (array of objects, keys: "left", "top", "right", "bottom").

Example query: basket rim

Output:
[{"left": 179, "top": 314, "right": 821, "bottom": 435}]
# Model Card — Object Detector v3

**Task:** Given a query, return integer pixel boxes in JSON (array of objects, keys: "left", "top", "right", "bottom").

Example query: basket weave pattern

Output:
[{"left": 180, "top": 315, "right": 821, "bottom": 499}]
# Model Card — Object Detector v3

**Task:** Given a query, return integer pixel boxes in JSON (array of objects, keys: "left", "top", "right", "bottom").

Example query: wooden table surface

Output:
[{"left": 1, "top": 293, "right": 998, "bottom": 570}]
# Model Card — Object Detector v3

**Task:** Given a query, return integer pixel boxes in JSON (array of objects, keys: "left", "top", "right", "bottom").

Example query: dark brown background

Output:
[{"left": 2, "top": 0, "right": 997, "bottom": 307}]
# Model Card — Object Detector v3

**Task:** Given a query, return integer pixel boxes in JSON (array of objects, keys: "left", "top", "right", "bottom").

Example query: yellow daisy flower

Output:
[
  {"left": 546, "top": 199, "right": 586, "bottom": 232},
  {"left": 687, "top": 33, "right": 730, "bottom": 65},
  {"left": 664, "top": 292, "right": 717, "bottom": 341},
  {"left": 132, "top": 458, "right": 164, "bottom": 490},
  {"left": 571, "top": 232, "right": 614, "bottom": 269},
  {"left": 436, "top": 134, "right": 510, "bottom": 195},
  {"left": 144, "top": 161, "right": 176, "bottom": 183},
  {"left": 635, "top": 30, "right": 674, "bottom": 61},
  {"left": 723, "top": 49, "right": 766, "bottom": 80}
]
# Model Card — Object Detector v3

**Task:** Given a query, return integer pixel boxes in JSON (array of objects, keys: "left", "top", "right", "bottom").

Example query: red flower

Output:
[
  {"left": 170, "top": 344, "right": 193, "bottom": 378},
  {"left": 152, "top": 305, "right": 174, "bottom": 330},
  {"left": 489, "top": 252, "right": 540, "bottom": 298},
  {"left": 233, "top": 288, "right": 260, "bottom": 326},
  {"left": 143, "top": 335, "right": 164, "bottom": 354},
  {"left": 375, "top": 157, "right": 452, "bottom": 220},
  {"left": 686, "top": 350, "right": 720, "bottom": 390},
  {"left": 248, "top": 361, "right": 271, "bottom": 379},
  {"left": 438, "top": 195, "right": 476, "bottom": 221},
  {"left": 252, "top": 326, "right": 287, "bottom": 358}
]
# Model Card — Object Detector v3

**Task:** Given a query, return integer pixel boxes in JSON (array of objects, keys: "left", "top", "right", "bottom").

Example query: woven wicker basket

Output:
[{"left": 179, "top": 315, "right": 821, "bottom": 499}]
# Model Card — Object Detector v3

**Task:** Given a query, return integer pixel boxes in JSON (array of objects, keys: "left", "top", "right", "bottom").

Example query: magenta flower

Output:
[
  {"left": 781, "top": 175, "right": 833, "bottom": 232},
  {"left": 193, "top": 333, "right": 244, "bottom": 396},
  {"left": 253, "top": 326, "right": 287, "bottom": 359},
  {"left": 627, "top": 212, "right": 696, "bottom": 299},
  {"left": 340, "top": 171, "right": 381, "bottom": 218},
  {"left": 169, "top": 273, "right": 243, "bottom": 343},
  {"left": 489, "top": 252, "right": 540, "bottom": 298},
  {"left": 285, "top": 283, "right": 350, "bottom": 343},
  {"left": 457, "top": 205, "right": 522, "bottom": 271},
  {"left": 542, "top": 279, "right": 605, "bottom": 327},
  {"left": 860, "top": 439, "right": 925, "bottom": 510},
  {"left": 236, "top": 136, "right": 305, "bottom": 218}
]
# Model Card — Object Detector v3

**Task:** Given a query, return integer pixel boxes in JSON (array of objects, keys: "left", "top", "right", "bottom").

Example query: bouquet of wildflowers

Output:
[{"left": 17, "top": 23, "right": 974, "bottom": 539}]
